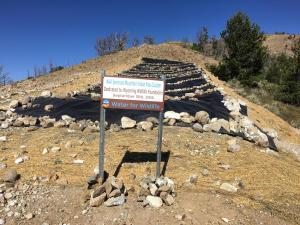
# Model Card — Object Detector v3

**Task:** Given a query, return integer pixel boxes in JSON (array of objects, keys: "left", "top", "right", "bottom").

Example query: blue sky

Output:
[{"left": 1, "top": 0, "right": 299, "bottom": 81}]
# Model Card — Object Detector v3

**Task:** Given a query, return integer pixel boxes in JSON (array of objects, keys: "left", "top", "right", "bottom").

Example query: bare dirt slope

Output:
[
  {"left": 1, "top": 43, "right": 300, "bottom": 225},
  {"left": 264, "top": 34, "right": 300, "bottom": 55}
]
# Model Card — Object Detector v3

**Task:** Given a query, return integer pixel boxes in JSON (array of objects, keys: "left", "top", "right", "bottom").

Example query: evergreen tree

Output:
[{"left": 216, "top": 12, "right": 267, "bottom": 85}]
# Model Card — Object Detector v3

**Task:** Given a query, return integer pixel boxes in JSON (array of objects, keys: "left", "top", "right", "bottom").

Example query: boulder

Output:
[
  {"left": 20, "top": 96, "right": 32, "bottom": 105},
  {"left": 145, "top": 195, "right": 163, "bottom": 208},
  {"left": 164, "top": 111, "right": 181, "bottom": 120},
  {"left": 41, "top": 90, "right": 52, "bottom": 97},
  {"left": 109, "top": 123, "right": 121, "bottom": 132},
  {"left": 90, "top": 193, "right": 106, "bottom": 207},
  {"left": 137, "top": 121, "right": 153, "bottom": 131},
  {"left": 195, "top": 111, "right": 210, "bottom": 125},
  {"left": 121, "top": 117, "right": 136, "bottom": 129},
  {"left": 104, "top": 194, "right": 126, "bottom": 207},
  {"left": 9, "top": 100, "right": 20, "bottom": 108},
  {"left": 146, "top": 117, "right": 159, "bottom": 125},
  {"left": 192, "top": 123, "right": 203, "bottom": 132}
]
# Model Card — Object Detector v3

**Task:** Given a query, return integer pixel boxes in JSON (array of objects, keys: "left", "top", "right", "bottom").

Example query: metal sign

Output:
[
  {"left": 101, "top": 76, "right": 165, "bottom": 111},
  {"left": 98, "top": 71, "right": 166, "bottom": 183}
]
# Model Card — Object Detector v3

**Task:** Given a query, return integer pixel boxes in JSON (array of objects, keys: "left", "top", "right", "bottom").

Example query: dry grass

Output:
[
  {"left": 264, "top": 34, "right": 300, "bottom": 56},
  {"left": 1, "top": 126, "right": 300, "bottom": 223}
]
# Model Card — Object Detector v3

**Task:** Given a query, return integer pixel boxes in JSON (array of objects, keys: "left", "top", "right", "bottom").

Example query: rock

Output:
[
  {"left": 0, "top": 136, "right": 7, "bottom": 142},
  {"left": 164, "top": 111, "right": 181, "bottom": 120},
  {"left": 0, "top": 163, "right": 7, "bottom": 170},
  {"left": 69, "top": 123, "right": 81, "bottom": 131},
  {"left": 146, "top": 117, "right": 159, "bottom": 125},
  {"left": 192, "top": 123, "right": 203, "bottom": 132},
  {"left": 220, "top": 183, "right": 238, "bottom": 192},
  {"left": 3, "top": 169, "right": 19, "bottom": 182},
  {"left": 41, "top": 90, "right": 52, "bottom": 97},
  {"left": 44, "top": 104, "right": 54, "bottom": 111},
  {"left": 222, "top": 218, "right": 230, "bottom": 223},
  {"left": 156, "top": 177, "right": 166, "bottom": 187},
  {"left": 219, "top": 164, "right": 231, "bottom": 170},
  {"left": 181, "top": 116, "right": 194, "bottom": 124},
  {"left": 161, "top": 193, "right": 174, "bottom": 206},
  {"left": 104, "top": 194, "right": 125, "bottom": 207},
  {"left": 20, "top": 96, "right": 32, "bottom": 105},
  {"left": 109, "top": 123, "right": 121, "bottom": 132},
  {"left": 218, "top": 119, "right": 230, "bottom": 133},
  {"left": 227, "top": 139, "right": 240, "bottom": 153},
  {"left": 15, "top": 157, "right": 24, "bottom": 164},
  {"left": 25, "top": 213, "right": 34, "bottom": 220},
  {"left": 254, "top": 130, "right": 269, "bottom": 147},
  {"left": 137, "top": 121, "right": 153, "bottom": 131},
  {"left": 149, "top": 183, "right": 158, "bottom": 196},
  {"left": 91, "top": 92, "right": 101, "bottom": 101},
  {"left": 0, "top": 218, "right": 5, "bottom": 225},
  {"left": 9, "top": 100, "right": 19, "bottom": 108},
  {"left": 195, "top": 111, "right": 210, "bottom": 125},
  {"left": 158, "top": 185, "right": 170, "bottom": 193},
  {"left": 175, "top": 214, "right": 186, "bottom": 221},
  {"left": 90, "top": 193, "right": 106, "bottom": 207},
  {"left": 146, "top": 195, "right": 163, "bottom": 208},
  {"left": 0, "top": 111, "right": 6, "bottom": 121},
  {"left": 189, "top": 174, "right": 198, "bottom": 184},
  {"left": 92, "top": 185, "right": 106, "bottom": 198},
  {"left": 40, "top": 117, "right": 55, "bottom": 128},
  {"left": 1, "top": 122, "right": 9, "bottom": 129},
  {"left": 61, "top": 115, "right": 75, "bottom": 124},
  {"left": 51, "top": 147, "right": 61, "bottom": 153},
  {"left": 73, "top": 159, "right": 84, "bottom": 164},
  {"left": 202, "top": 168, "right": 209, "bottom": 176},
  {"left": 108, "top": 189, "right": 121, "bottom": 198},
  {"left": 121, "top": 117, "right": 136, "bottom": 129},
  {"left": 168, "top": 118, "right": 176, "bottom": 126}
]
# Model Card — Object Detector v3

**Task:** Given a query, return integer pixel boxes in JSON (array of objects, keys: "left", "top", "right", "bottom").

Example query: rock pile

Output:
[
  {"left": 89, "top": 176, "right": 126, "bottom": 207},
  {"left": 137, "top": 176, "right": 176, "bottom": 208}
]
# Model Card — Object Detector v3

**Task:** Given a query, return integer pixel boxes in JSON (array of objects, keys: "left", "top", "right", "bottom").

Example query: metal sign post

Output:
[
  {"left": 156, "top": 75, "right": 165, "bottom": 178},
  {"left": 99, "top": 71, "right": 166, "bottom": 182},
  {"left": 99, "top": 70, "right": 106, "bottom": 183}
]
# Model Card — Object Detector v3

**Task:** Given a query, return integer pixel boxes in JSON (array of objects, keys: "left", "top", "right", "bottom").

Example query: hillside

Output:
[
  {"left": 1, "top": 43, "right": 300, "bottom": 225},
  {"left": 264, "top": 34, "right": 300, "bottom": 55}
]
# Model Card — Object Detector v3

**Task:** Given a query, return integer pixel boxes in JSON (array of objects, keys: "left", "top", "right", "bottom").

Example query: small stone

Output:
[
  {"left": 149, "top": 183, "right": 158, "bottom": 196},
  {"left": 25, "top": 213, "right": 34, "bottom": 220},
  {"left": 227, "top": 139, "right": 240, "bottom": 153},
  {"left": 90, "top": 193, "right": 106, "bottom": 207},
  {"left": 73, "top": 159, "right": 84, "bottom": 164},
  {"left": 104, "top": 194, "right": 126, "bottom": 207},
  {"left": 0, "top": 163, "right": 7, "bottom": 170},
  {"left": 42, "top": 148, "right": 49, "bottom": 154},
  {"left": 161, "top": 193, "right": 174, "bottom": 206},
  {"left": 0, "top": 136, "right": 7, "bottom": 142},
  {"left": 109, "top": 123, "right": 121, "bottom": 132},
  {"left": 222, "top": 218, "right": 230, "bottom": 223},
  {"left": 175, "top": 214, "right": 186, "bottom": 221},
  {"left": 158, "top": 185, "right": 170, "bottom": 193},
  {"left": 15, "top": 157, "right": 24, "bottom": 164},
  {"left": 0, "top": 218, "right": 5, "bottom": 225},
  {"left": 4, "top": 169, "right": 19, "bottom": 182},
  {"left": 44, "top": 104, "right": 54, "bottom": 111},
  {"left": 220, "top": 183, "right": 238, "bottom": 192},
  {"left": 188, "top": 174, "right": 198, "bottom": 184},
  {"left": 202, "top": 168, "right": 209, "bottom": 176},
  {"left": 156, "top": 177, "right": 166, "bottom": 187},
  {"left": 92, "top": 185, "right": 106, "bottom": 198},
  {"left": 51, "top": 147, "right": 61, "bottom": 153},
  {"left": 109, "top": 189, "right": 121, "bottom": 198},
  {"left": 146, "top": 195, "right": 163, "bottom": 208},
  {"left": 219, "top": 164, "right": 231, "bottom": 170}
]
